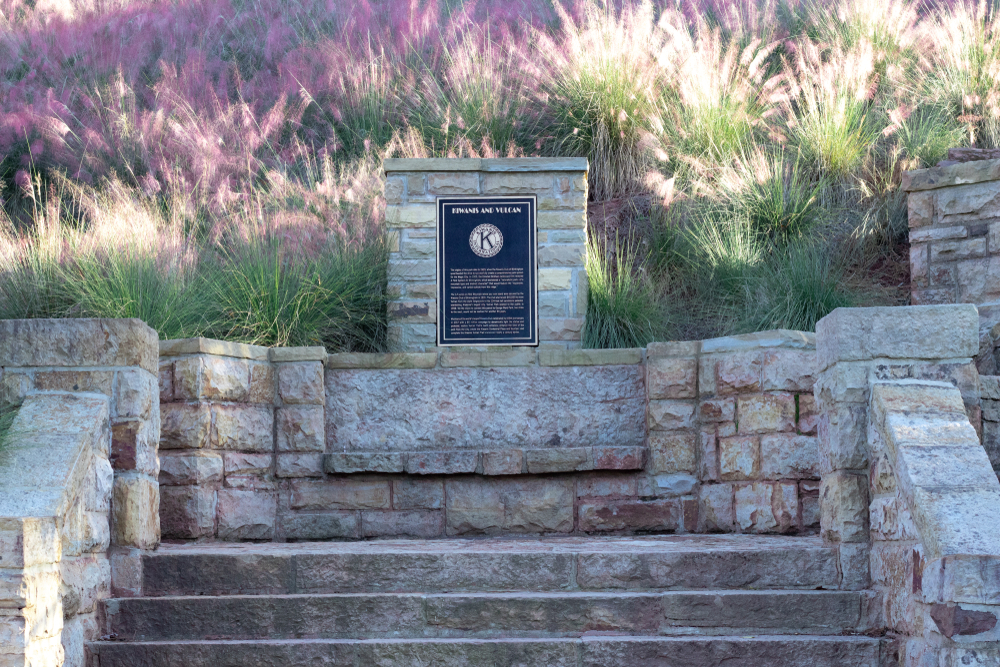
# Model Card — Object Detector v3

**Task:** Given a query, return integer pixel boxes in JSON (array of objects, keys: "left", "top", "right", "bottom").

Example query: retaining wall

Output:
[{"left": 157, "top": 331, "right": 822, "bottom": 541}]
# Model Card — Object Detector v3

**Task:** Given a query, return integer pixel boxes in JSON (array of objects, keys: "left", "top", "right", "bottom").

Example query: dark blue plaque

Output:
[{"left": 437, "top": 196, "right": 537, "bottom": 346}]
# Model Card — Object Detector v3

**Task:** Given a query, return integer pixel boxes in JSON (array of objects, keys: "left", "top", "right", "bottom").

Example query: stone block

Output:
[
  {"left": 579, "top": 499, "right": 680, "bottom": 532},
  {"left": 290, "top": 479, "right": 391, "bottom": 510},
  {"left": 212, "top": 404, "right": 275, "bottom": 452},
  {"left": 773, "top": 481, "right": 798, "bottom": 533},
  {"left": 537, "top": 210, "right": 587, "bottom": 229},
  {"left": 217, "top": 489, "right": 276, "bottom": 540},
  {"left": 159, "top": 403, "right": 210, "bottom": 450},
  {"left": 908, "top": 190, "right": 934, "bottom": 227},
  {"left": 537, "top": 348, "right": 642, "bottom": 367},
  {"left": 698, "top": 483, "right": 735, "bottom": 531},
  {"left": 481, "top": 450, "right": 524, "bottom": 475},
  {"left": 388, "top": 300, "right": 435, "bottom": 324},
  {"left": 175, "top": 355, "right": 250, "bottom": 402},
  {"left": 400, "top": 240, "right": 436, "bottom": 259},
  {"left": 720, "top": 436, "right": 760, "bottom": 481},
  {"left": 277, "top": 361, "right": 324, "bottom": 405},
  {"left": 385, "top": 176, "right": 404, "bottom": 204},
  {"left": 646, "top": 357, "right": 697, "bottom": 400},
  {"left": 111, "top": 419, "right": 158, "bottom": 475},
  {"left": 114, "top": 369, "right": 156, "bottom": 420},
  {"left": 525, "top": 447, "right": 592, "bottom": 473},
  {"left": 34, "top": 369, "right": 113, "bottom": 397},
  {"left": 577, "top": 474, "right": 638, "bottom": 497},
  {"left": 269, "top": 347, "right": 327, "bottom": 362},
  {"left": 223, "top": 452, "right": 273, "bottom": 477},
  {"left": 737, "top": 393, "right": 796, "bottom": 434},
  {"left": 593, "top": 446, "right": 646, "bottom": 470},
  {"left": 651, "top": 472, "right": 699, "bottom": 497},
  {"left": 391, "top": 259, "right": 436, "bottom": 281},
  {"left": 483, "top": 172, "right": 554, "bottom": 194},
  {"left": 445, "top": 477, "right": 574, "bottom": 535},
  {"left": 0, "top": 318, "right": 158, "bottom": 373},
  {"left": 159, "top": 337, "right": 268, "bottom": 360},
  {"left": 440, "top": 347, "right": 535, "bottom": 367},
  {"left": 761, "top": 350, "right": 816, "bottom": 392},
  {"left": 933, "top": 237, "right": 987, "bottom": 262},
  {"left": 538, "top": 269, "right": 572, "bottom": 290},
  {"left": 158, "top": 362, "right": 174, "bottom": 402},
  {"left": 734, "top": 483, "right": 778, "bottom": 533},
  {"left": 539, "top": 317, "right": 584, "bottom": 341},
  {"left": 760, "top": 435, "right": 819, "bottom": 479},
  {"left": 538, "top": 292, "right": 569, "bottom": 317},
  {"left": 648, "top": 432, "right": 696, "bottom": 474},
  {"left": 275, "top": 453, "right": 324, "bottom": 478},
  {"left": 816, "top": 305, "right": 979, "bottom": 371},
  {"left": 647, "top": 400, "right": 696, "bottom": 431},
  {"left": 111, "top": 476, "right": 159, "bottom": 549},
  {"left": 282, "top": 512, "right": 359, "bottom": 540},
  {"left": 427, "top": 172, "right": 479, "bottom": 194},
  {"left": 324, "top": 452, "right": 406, "bottom": 474},
  {"left": 275, "top": 406, "right": 324, "bottom": 452},
  {"left": 158, "top": 451, "right": 223, "bottom": 486},
  {"left": 910, "top": 225, "right": 969, "bottom": 243},
  {"left": 393, "top": 479, "right": 445, "bottom": 510},
  {"left": 159, "top": 486, "right": 216, "bottom": 539},
  {"left": 798, "top": 393, "right": 819, "bottom": 435},
  {"left": 820, "top": 472, "right": 869, "bottom": 542},
  {"left": 910, "top": 243, "right": 928, "bottom": 286},
  {"left": 706, "top": 351, "right": 763, "bottom": 396},
  {"left": 361, "top": 510, "right": 444, "bottom": 538},
  {"left": 406, "top": 450, "right": 479, "bottom": 474},
  {"left": 538, "top": 243, "right": 585, "bottom": 267},
  {"left": 698, "top": 428, "right": 719, "bottom": 482},
  {"left": 327, "top": 352, "right": 439, "bottom": 370},
  {"left": 700, "top": 398, "right": 735, "bottom": 423},
  {"left": 385, "top": 204, "right": 436, "bottom": 227}
]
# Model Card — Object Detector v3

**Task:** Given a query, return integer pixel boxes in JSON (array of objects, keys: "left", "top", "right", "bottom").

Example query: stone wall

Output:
[
  {"left": 158, "top": 331, "right": 822, "bottom": 540},
  {"left": 869, "top": 382, "right": 1000, "bottom": 666},
  {"left": 0, "top": 318, "right": 160, "bottom": 667},
  {"left": 384, "top": 157, "right": 589, "bottom": 351}
]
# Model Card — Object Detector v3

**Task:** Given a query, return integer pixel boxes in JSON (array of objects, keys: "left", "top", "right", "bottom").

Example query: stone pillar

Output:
[
  {"left": 383, "top": 157, "right": 589, "bottom": 351},
  {"left": 814, "top": 305, "right": 980, "bottom": 588}
]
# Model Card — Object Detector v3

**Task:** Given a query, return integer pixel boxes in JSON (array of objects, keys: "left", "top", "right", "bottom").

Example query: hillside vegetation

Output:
[{"left": 0, "top": 0, "right": 992, "bottom": 348}]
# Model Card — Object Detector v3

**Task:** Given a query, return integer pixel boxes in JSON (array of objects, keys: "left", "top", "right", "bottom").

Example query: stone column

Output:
[
  {"left": 814, "top": 305, "right": 980, "bottom": 589},
  {"left": 383, "top": 157, "right": 589, "bottom": 351}
]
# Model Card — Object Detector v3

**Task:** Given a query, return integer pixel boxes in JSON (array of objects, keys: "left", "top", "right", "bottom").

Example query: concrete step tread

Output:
[
  {"left": 103, "top": 590, "right": 874, "bottom": 640},
  {"left": 87, "top": 635, "right": 891, "bottom": 667}
]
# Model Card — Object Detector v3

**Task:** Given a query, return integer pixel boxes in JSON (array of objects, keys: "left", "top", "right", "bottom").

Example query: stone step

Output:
[
  {"left": 102, "top": 590, "right": 874, "bottom": 641},
  {"left": 87, "top": 636, "right": 892, "bottom": 667},
  {"left": 140, "top": 535, "right": 842, "bottom": 595}
]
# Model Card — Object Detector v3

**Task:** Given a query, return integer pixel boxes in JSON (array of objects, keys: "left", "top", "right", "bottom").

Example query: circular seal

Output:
[{"left": 469, "top": 223, "right": 503, "bottom": 258}]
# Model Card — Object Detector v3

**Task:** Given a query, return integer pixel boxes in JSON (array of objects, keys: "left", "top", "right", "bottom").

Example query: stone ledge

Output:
[
  {"left": 701, "top": 330, "right": 815, "bottom": 355},
  {"left": 539, "top": 348, "right": 643, "bottom": 366},
  {"left": 902, "top": 158, "right": 1000, "bottom": 192},
  {"left": 384, "top": 157, "right": 588, "bottom": 173},
  {"left": 269, "top": 347, "right": 328, "bottom": 363},
  {"left": 440, "top": 348, "right": 537, "bottom": 367},
  {"left": 159, "top": 338, "right": 268, "bottom": 361},
  {"left": 326, "top": 353, "right": 439, "bottom": 370}
]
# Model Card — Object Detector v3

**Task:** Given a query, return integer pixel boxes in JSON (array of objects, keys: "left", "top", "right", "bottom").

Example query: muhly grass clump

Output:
[{"left": 2, "top": 0, "right": 999, "bottom": 347}]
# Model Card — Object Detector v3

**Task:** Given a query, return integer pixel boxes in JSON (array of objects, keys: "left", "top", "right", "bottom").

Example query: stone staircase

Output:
[{"left": 87, "top": 535, "right": 895, "bottom": 666}]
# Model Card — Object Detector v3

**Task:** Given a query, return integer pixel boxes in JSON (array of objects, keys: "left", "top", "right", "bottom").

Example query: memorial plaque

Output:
[{"left": 437, "top": 196, "right": 537, "bottom": 346}]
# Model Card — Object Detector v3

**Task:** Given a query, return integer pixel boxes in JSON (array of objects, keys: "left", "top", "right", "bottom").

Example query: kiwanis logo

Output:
[{"left": 469, "top": 223, "right": 503, "bottom": 258}]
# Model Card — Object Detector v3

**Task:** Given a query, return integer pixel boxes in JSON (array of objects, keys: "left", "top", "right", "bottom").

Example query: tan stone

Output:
[
  {"left": 699, "top": 428, "right": 719, "bottom": 482},
  {"left": 327, "top": 352, "right": 438, "bottom": 369},
  {"left": 277, "top": 361, "right": 324, "bottom": 405},
  {"left": 445, "top": 477, "right": 574, "bottom": 535},
  {"left": 647, "top": 400, "right": 696, "bottom": 431},
  {"left": 247, "top": 362, "right": 275, "bottom": 404},
  {"left": 734, "top": 482, "right": 777, "bottom": 533},
  {"left": 223, "top": 452, "right": 273, "bottom": 476},
  {"left": 539, "top": 317, "right": 584, "bottom": 341},
  {"left": 400, "top": 240, "right": 436, "bottom": 259},
  {"left": 538, "top": 348, "right": 642, "bottom": 366},
  {"left": 211, "top": 405, "right": 274, "bottom": 452},
  {"left": 440, "top": 347, "right": 535, "bottom": 367},
  {"left": 909, "top": 225, "right": 968, "bottom": 243},
  {"left": 647, "top": 357, "right": 697, "bottom": 400},
  {"left": 275, "top": 406, "right": 324, "bottom": 452},
  {"left": 216, "top": 489, "right": 276, "bottom": 540},
  {"left": 908, "top": 190, "right": 934, "bottom": 227},
  {"left": 275, "top": 452, "right": 324, "bottom": 478},
  {"left": 737, "top": 393, "right": 796, "bottom": 434},
  {"left": 538, "top": 268, "right": 572, "bottom": 290},
  {"left": 483, "top": 173, "right": 554, "bottom": 194},
  {"left": 159, "top": 486, "right": 216, "bottom": 539},
  {"left": 538, "top": 244, "right": 585, "bottom": 267},
  {"left": 157, "top": 362, "right": 174, "bottom": 402},
  {"left": 482, "top": 450, "right": 524, "bottom": 475},
  {"left": 34, "top": 370, "right": 113, "bottom": 397},
  {"left": 385, "top": 204, "right": 436, "bottom": 228},
  {"left": 269, "top": 347, "right": 327, "bottom": 362},
  {"left": 158, "top": 451, "right": 223, "bottom": 486},
  {"left": 525, "top": 447, "right": 592, "bottom": 473},
  {"left": 719, "top": 436, "right": 760, "bottom": 481},
  {"left": 393, "top": 478, "right": 445, "bottom": 509},
  {"left": 820, "top": 472, "right": 869, "bottom": 542},
  {"left": 0, "top": 318, "right": 158, "bottom": 374},
  {"left": 698, "top": 483, "right": 734, "bottom": 531},
  {"left": 648, "top": 432, "right": 696, "bottom": 474},
  {"left": 111, "top": 476, "right": 159, "bottom": 549},
  {"left": 760, "top": 435, "right": 818, "bottom": 479},
  {"left": 761, "top": 350, "right": 816, "bottom": 392},
  {"left": 385, "top": 176, "right": 404, "bottom": 204},
  {"left": 290, "top": 480, "right": 391, "bottom": 510},
  {"left": 427, "top": 172, "right": 479, "bottom": 194},
  {"left": 159, "top": 404, "right": 211, "bottom": 450},
  {"left": 158, "top": 337, "right": 267, "bottom": 360},
  {"left": 700, "top": 398, "right": 736, "bottom": 423},
  {"left": 391, "top": 259, "right": 436, "bottom": 281},
  {"left": 114, "top": 369, "right": 156, "bottom": 420}
]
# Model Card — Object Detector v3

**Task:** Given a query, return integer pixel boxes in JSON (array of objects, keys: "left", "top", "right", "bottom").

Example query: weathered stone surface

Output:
[
  {"left": 406, "top": 451, "right": 479, "bottom": 474},
  {"left": 648, "top": 432, "right": 696, "bottom": 474},
  {"left": 211, "top": 405, "right": 274, "bottom": 452},
  {"left": 393, "top": 479, "right": 445, "bottom": 510},
  {"left": 445, "top": 477, "right": 574, "bottom": 535},
  {"left": 158, "top": 452, "right": 223, "bottom": 486},
  {"left": 283, "top": 512, "right": 359, "bottom": 540},
  {"left": 700, "top": 398, "right": 735, "bottom": 423},
  {"left": 290, "top": 480, "right": 391, "bottom": 511},
  {"left": 223, "top": 452, "right": 273, "bottom": 477},
  {"left": 539, "top": 317, "right": 584, "bottom": 341},
  {"left": 578, "top": 474, "right": 638, "bottom": 498},
  {"left": 159, "top": 337, "right": 268, "bottom": 360},
  {"left": 525, "top": 448, "right": 592, "bottom": 473},
  {"left": 276, "top": 406, "right": 324, "bottom": 452},
  {"left": 579, "top": 499, "right": 679, "bottom": 532},
  {"left": 481, "top": 450, "right": 524, "bottom": 475},
  {"left": 160, "top": 403, "right": 211, "bottom": 450},
  {"left": 0, "top": 318, "right": 158, "bottom": 373},
  {"left": 277, "top": 361, "right": 324, "bottom": 405},
  {"left": 173, "top": 356, "right": 250, "bottom": 402},
  {"left": 159, "top": 486, "right": 216, "bottom": 539},
  {"left": 737, "top": 393, "right": 796, "bottom": 434},
  {"left": 720, "top": 436, "right": 760, "bottom": 481},
  {"left": 648, "top": 400, "right": 696, "bottom": 431},
  {"left": 34, "top": 369, "right": 113, "bottom": 397},
  {"left": 702, "top": 351, "right": 762, "bottom": 396},
  {"left": 646, "top": 357, "right": 697, "bottom": 400},
  {"left": 324, "top": 452, "right": 406, "bottom": 474},
  {"left": 326, "top": 352, "right": 439, "bottom": 370},
  {"left": 593, "top": 446, "right": 646, "bottom": 470},
  {"left": 761, "top": 435, "right": 819, "bottom": 479},
  {"left": 111, "top": 419, "right": 158, "bottom": 474},
  {"left": 275, "top": 453, "right": 324, "bottom": 478},
  {"left": 361, "top": 510, "right": 445, "bottom": 538},
  {"left": 761, "top": 350, "right": 816, "bottom": 392},
  {"left": 698, "top": 483, "right": 735, "bottom": 531},
  {"left": 815, "top": 305, "right": 978, "bottom": 372},
  {"left": 327, "top": 366, "right": 645, "bottom": 451},
  {"left": 111, "top": 476, "right": 160, "bottom": 549},
  {"left": 734, "top": 483, "right": 778, "bottom": 533},
  {"left": 440, "top": 348, "right": 536, "bottom": 368},
  {"left": 538, "top": 348, "right": 642, "bottom": 367},
  {"left": 820, "top": 472, "right": 869, "bottom": 543},
  {"left": 902, "top": 157, "right": 1000, "bottom": 191},
  {"left": 217, "top": 490, "right": 276, "bottom": 540}
]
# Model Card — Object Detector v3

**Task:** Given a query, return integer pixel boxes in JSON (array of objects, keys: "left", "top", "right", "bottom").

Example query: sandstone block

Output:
[
  {"left": 176, "top": 355, "right": 251, "bottom": 402},
  {"left": 538, "top": 348, "right": 642, "bottom": 367},
  {"left": 400, "top": 240, "right": 436, "bottom": 259},
  {"left": 648, "top": 432, "right": 696, "bottom": 474},
  {"left": 820, "top": 472, "right": 869, "bottom": 542},
  {"left": 275, "top": 453, "right": 324, "bottom": 478},
  {"left": 910, "top": 225, "right": 968, "bottom": 243},
  {"left": 698, "top": 483, "right": 735, "bottom": 531},
  {"left": 276, "top": 361, "right": 324, "bottom": 405},
  {"left": 445, "top": 477, "right": 574, "bottom": 535},
  {"left": 538, "top": 244, "right": 585, "bottom": 267},
  {"left": 159, "top": 403, "right": 210, "bottom": 450},
  {"left": 391, "top": 259, "right": 436, "bottom": 281},
  {"left": 910, "top": 244, "right": 928, "bottom": 286},
  {"left": 427, "top": 172, "right": 479, "bottom": 194},
  {"left": 578, "top": 474, "right": 638, "bottom": 497},
  {"left": 798, "top": 393, "right": 819, "bottom": 435},
  {"left": 282, "top": 512, "right": 358, "bottom": 540},
  {"left": 538, "top": 292, "right": 569, "bottom": 317},
  {"left": 526, "top": 447, "right": 592, "bottom": 473},
  {"left": 773, "top": 481, "right": 798, "bottom": 533},
  {"left": 818, "top": 404, "right": 869, "bottom": 472},
  {"left": 406, "top": 450, "right": 479, "bottom": 474},
  {"left": 720, "top": 436, "right": 760, "bottom": 481},
  {"left": 699, "top": 428, "right": 720, "bottom": 481},
  {"left": 699, "top": 398, "right": 735, "bottom": 423},
  {"left": 34, "top": 370, "right": 113, "bottom": 398},
  {"left": 483, "top": 172, "right": 554, "bottom": 194},
  {"left": 537, "top": 210, "right": 587, "bottom": 229},
  {"left": 275, "top": 406, "right": 324, "bottom": 452},
  {"left": 761, "top": 350, "right": 816, "bottom": 392},
  {"left": 539, "top": 317, "right": 584, "bottom": 341},
  {"left": 0, "top": 318, "right": 158, "bottom": 373},
  {"left": 158, "top": 362, "right": 174, "bottom": 402},
  {"left": 734, "top": 483, "right": 778, "bottom": 533},
  {"left": 361, "top": 510, "right": 444, "bottom": 538},
  {"left": 111, "top": 476, "right": 159, "bottom": 549},
  {"left": 385, "top": 204, "right": 436, "bottom": 227},
  {"left": 384, "top": 176, "right": 404, "bottom": 204},
  {"left": 216, "top": 489, "right": 276, "bottom": 540},
  {"left": 159, "top": 486, "right": 216, "bottom": 539},
  {"left": 393, "top": 479, "right": 445, "bottom": 510},
  {"left": 269, "top": 347, "right": 327, "bottom": 363},
  {"left": 290, "top": 479, "right": 391, "bottom": 510},
  {"left": 114, "top": 369, "right": 157, "bottom": 420},
  {"left": 760, "top": 435, "right": 819, "bottom": 479},
  {"left": 908, "top": 190, "right": 934, "bottom": 227},
  {"left": 158, "top": 452, "right": 223, "bottom": 486},
  {"left": 111, "top": 419, "right": 158, "bottom": 475},
  {"left": 579, "top": 499, "right": 680, "bottom": 532},
  {"left": 593, "top": 446, "right": 646, "bottom": 470},
  {"left": 647, "top": 357, "right": 697, "bottom": 400},
  {"left": 538, "top": 269, "right": 572, "bottom": 290},
  {"left": 481, "top": 450, "right": 524, "bottom": 475},
  {"left": 223, "top": 452, "right": 273, "bottom": 477},
  {"left": 647, "top": 400, "right": 696, "bottom": 431},
  {"left": 706, "top": 351, "right": 762, "bottom": 396},
  {"left": 213, "top": 405, "right": 274, "bottom": 452},
  {"left": 324, "top": 452, "right": 406, "bottom": 474},
  {"left": 737, "top": 393, "right": 796, "bottom": 434}
]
